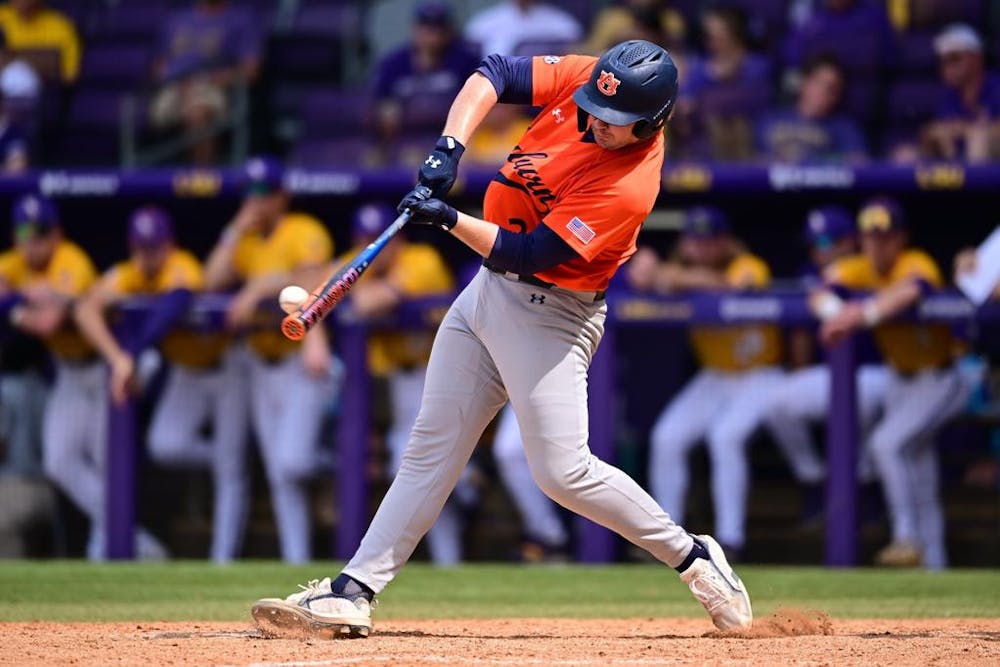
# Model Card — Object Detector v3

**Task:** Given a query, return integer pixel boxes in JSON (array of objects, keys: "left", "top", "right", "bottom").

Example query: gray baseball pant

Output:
[{"left": 344, "top": 267, "right": 694, "bottom": 592}]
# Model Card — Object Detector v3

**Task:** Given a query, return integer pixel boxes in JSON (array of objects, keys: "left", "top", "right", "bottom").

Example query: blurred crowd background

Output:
[{"left": 0, "top": 0, "right": 997, "bottom": 568}]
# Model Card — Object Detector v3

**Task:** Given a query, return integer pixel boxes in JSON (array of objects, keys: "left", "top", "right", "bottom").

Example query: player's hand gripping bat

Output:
[{"left": 280, "top": 185, "right": 431, "bottom": 340}]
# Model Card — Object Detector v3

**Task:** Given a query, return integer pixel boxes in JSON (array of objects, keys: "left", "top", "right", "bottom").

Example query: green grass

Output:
[{"left": 1, "top": 562, "right": 998, "bottom": 622}]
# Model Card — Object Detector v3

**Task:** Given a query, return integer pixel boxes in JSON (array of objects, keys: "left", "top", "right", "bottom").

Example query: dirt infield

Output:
[{"left": 4, "top": 615, "right": 998, "bottom": 666}]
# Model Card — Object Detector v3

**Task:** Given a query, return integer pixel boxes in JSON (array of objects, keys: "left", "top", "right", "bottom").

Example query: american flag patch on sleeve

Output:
[{"left": 566, "top": 217, "right": 596, "bottom": 244}]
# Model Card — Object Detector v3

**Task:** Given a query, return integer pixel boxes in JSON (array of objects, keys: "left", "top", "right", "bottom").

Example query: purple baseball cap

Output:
[
  {"left": 805, "top": 206, "right": 854, "bottom": 247},
  {"left": 243, "top": 155, "right": 285, "bottom": 195},
  {"left": 415, "top": 1, "right": 453, "bottom": 27},
  {"left": 682, "top": 206, "right": 730, "bottom": 237},
  {"left": 858, "top": 196, "right": 906, "bottom": 234},
  {"left": 12, "top": 193, "right": 59, "bottom": 240},
  {"left": 128, "top": 206, "right": 174, "bottom": 249},
  {"left": 352, "top": 202, "right": 396, "bottom": 238}
]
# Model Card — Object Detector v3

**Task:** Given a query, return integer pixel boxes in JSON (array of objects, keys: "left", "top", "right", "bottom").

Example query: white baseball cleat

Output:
[
  {"left": 251, "top": 578, "right": 374, "bottom": 639},
  {"left": 680, "top": 535, "right": 753, "bottom": 631}
]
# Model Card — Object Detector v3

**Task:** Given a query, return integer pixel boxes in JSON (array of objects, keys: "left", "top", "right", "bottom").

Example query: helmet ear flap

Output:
[{"left": 576, "top": 107, "right": 589, "bottom": 132}]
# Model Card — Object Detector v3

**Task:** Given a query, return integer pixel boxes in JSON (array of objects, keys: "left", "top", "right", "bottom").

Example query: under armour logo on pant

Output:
[
  {"left": 530, "top": 293, "right": 546, "bottom": 304},
  {"left": 424, "top": 156, "right": 442, "bottom": 169}
]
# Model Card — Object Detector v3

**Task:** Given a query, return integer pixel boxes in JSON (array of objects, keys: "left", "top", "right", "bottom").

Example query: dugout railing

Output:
[{"left": 101, "top": 289, "right": 1000, "bottom": 566}]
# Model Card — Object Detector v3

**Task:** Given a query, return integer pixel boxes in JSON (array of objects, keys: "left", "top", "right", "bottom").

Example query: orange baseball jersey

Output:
[
  {"left": 826, "top": 249, "right": 953, "bottom": 373},
  {"left": 482, "top": 54, "right": 665, "bottom": 291},
  {"left": 688, "top": 253, "right": 783, "bottom": 371},
  {"left": 0, "top": 240, "right": 97, "bottom": 360},
  {"left": 104, "top": 249, "right": 228, "bottom": 369}
]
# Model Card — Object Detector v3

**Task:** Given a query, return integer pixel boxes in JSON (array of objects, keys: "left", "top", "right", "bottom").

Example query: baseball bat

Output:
[{"left": 280, "top": 186, "right": 430, "bottom": 341}]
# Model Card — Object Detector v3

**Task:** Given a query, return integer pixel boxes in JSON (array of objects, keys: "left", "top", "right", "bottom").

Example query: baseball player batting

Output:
[{"left": 253, "top": 40, "right": 752, "bottom": 638}]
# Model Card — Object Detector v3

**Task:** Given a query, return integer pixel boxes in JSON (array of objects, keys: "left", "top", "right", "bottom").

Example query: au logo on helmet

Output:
[{"left": 596, "top": 70, "right": 620, "bottom": 96}]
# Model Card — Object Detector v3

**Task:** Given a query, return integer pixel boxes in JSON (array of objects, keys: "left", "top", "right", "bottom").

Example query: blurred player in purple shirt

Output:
[
  {"left": 371, "top": 2, "right": 480, "bottom": 153},
  {"left": 756, "top": 55, "right": 867, "bottom": 164},
  {"left": 923, "top": 24, "right": 1000, "bottom": 163},
  {"left": 149, "top": 0, "right": 260, "bottom": 165}
]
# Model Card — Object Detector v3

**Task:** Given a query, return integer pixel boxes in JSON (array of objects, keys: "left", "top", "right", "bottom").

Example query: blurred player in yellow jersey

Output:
[
  {"left": 345, "top": 203, "right": 476, "bottom": 565},
  {"left": 0, "top": 193, "right": 165, "bottom": 559},
  {"left": 205, "top": 157, "right": 341, "bottom": 564},
  {"left": 75, "top": 206, "right": 250, "bottom": 563},
  {"left": 819, "top": 197, "right": 970, "bottom": 569},
  {"left": 632, "top": 206, "right": 784, "bottom": 560}
]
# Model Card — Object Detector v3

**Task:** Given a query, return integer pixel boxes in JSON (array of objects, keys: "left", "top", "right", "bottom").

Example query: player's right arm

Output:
[
  {"left": 204, "top": 201, "right": 260, "bottom": 291},
  {"left": 73, "top": 270, "right": 135, "bottom": 404}
]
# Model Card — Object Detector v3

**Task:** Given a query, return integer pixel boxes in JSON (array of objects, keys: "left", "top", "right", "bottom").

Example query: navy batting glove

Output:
[
  {"left": 417, "top": 136, "right": 465, "bottom": 199},
  {"left": 408, "top": 198, "right": 458, "bottom": 231}
]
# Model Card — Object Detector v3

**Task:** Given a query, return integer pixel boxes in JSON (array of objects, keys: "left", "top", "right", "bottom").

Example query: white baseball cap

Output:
[{"left": 934, "top": 24, "right": 983, "bottom": 57}]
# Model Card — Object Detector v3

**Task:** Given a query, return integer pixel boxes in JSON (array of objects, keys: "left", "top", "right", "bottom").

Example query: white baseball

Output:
[{"left": 279, "top": 285, "right": 309, "bottom": 314}]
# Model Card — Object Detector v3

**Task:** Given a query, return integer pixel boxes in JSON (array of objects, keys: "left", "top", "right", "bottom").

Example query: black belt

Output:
[{"left": 483, "top": 262, "right": 606, "bottom": 302}]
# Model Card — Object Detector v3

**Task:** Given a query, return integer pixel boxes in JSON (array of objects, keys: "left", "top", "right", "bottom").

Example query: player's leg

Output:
[
  {"left": 209, "top": 345, "right": 252, "bottom": 563},
  {"left": 493, "top": 402, "right": 569, "bottom": 554},
  {"left": 147, "top": 365, "right": 214, "bottom": 467},
  {"left": 647, "top": 371, "right": 721, "bottom": 525},
  {"left": 869, "top": 369, "right": 966, "bottom": 566},
  {"left": 761, "top": 365, "right": 827, "bottom": 484},
  {"left": 253, "top": 279, "right": 508, "bottom": 638},
  {"left": 480, "top": 275, "right": 750, "bottom": 630},
  {"left": 42, "top": 364, "right": 106, "bottom": 557},
  {"left": 705, "top": 368, "right": 784, "bottom": 553},
  {"left": 255, "top": 352, "right": 337, "bottom": 564}
]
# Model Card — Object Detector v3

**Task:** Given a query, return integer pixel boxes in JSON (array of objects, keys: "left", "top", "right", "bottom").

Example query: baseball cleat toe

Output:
[
  {"left": 251, "top": 578, "right": 373, "bottom": 640},
  {"left": 680, "top": 534, "right": 753, "bottom": 631}
]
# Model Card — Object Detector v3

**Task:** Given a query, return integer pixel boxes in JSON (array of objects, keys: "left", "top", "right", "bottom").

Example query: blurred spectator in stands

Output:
[
  {"left": 0, "top": 0, "right": 80, "bottom": 83},
  {"left": 635, "top": 207, "right": 784, "bottom": 561},
  {"left": 820, "top": 197, "right": 969, "bottom": 569},
  {"left": 371, "top": 2, "right": 479, "bottom": 158},
  {"left": 464, "top": 105, "right": 531, "bottom": 167},
  {"left": 204, "top": 157, "right": 339, "bottom": 564},
  {"left": 921, "top": 24, "right": 1000, "bottom": 164},
  {"left": 672, "top": 5, "right": 773, "bottom": 161},
  {"left": 149, "top": 0, "right": 260, "bottom": 165},
  {"left": 347, "top": 202, "right": 478, "bottom": 565},
  {"left": 75, "top": 206, "right": 249, "bottom": 564},
  {"left": 582, "top": 0, "right": 687, "bottom": 55},
  {"left": 465, "top": 0, "right": 582, "bottom": 57},
  {"left": 756, "top": 55, "right": 867, "bottom": 164},
  {"left": 784, "top": 0, "right": 896, "bottom": 74}
]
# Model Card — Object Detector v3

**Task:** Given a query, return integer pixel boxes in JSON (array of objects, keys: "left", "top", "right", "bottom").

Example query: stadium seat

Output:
[
  {"left": 896, "top": 31, "right": 939, "bottom": 75},
  {"left": 906, "top": 0, "right": 986, "bottom": 29},
  {"left": 87, "top": 1, "right": 169, "bottom": 43},
  {"left": 266, "top": 34, "right": 343, "bottom": 84},
  {"left": 887, "top": 77, "right": 943, "bottom": 125},
  {"left": 78, "top": 43, "right": 152, "bottom": 89}
]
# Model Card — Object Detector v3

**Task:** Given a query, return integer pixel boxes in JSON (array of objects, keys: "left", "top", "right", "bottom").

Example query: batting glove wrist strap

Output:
[{"left": 417, "top": 136, "right": 465, "bottom": 199}]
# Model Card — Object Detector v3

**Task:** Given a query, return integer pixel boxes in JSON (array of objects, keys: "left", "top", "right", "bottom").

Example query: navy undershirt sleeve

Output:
[
  {"left": 487, "top": 223, "right": 579, "bottom": 276},
  {"left": 475, "top": 54, "right": 533, "bottom": 105},
  {"left": 127, "top": 289, "right": 194, "bottom": 357}
]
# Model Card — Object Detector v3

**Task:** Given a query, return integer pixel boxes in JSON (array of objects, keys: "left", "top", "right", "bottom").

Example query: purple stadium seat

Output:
[
  {"left": 843, "top": 80, "right": 880, "bottom": 124},
  {"left": 887, "top": 78, "right": 943, "bottom": 124},
  {"left": 293, "top": 3, "right": 363, "bottom": 37},
  {"left": 79, "top": 44, "right": 151, "bottom": 88},
  {"left": 289, "top": 137, "right": 376, "bottom": 167},
  {"left": 897, "top": 31, "right": 938, "bottom": 75},
  {"left": 907, "top": 0, "right": 985, "bottom": 29},
  {"left": 267, "top": 34, "right": 342, "bottom": 83},
  {"left": 717, "top": 0, "right": 788, "bottom": 47},
  {"left": 299, "top": 89, "right": 368, "bottom": 138},
  {"left": 90, "top": 2, "right": 169, "bottom": 42},
  {"left": 69, "top": 90, "right": 125, "bottom": 127},
  {"left": 795, "top": 30, "right": 883, "bottom": 74}
]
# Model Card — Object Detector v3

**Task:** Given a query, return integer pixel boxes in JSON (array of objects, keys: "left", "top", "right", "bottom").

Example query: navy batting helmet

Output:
[{"left": 572, "top": 40, "right": 679, "bottom": 139}]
